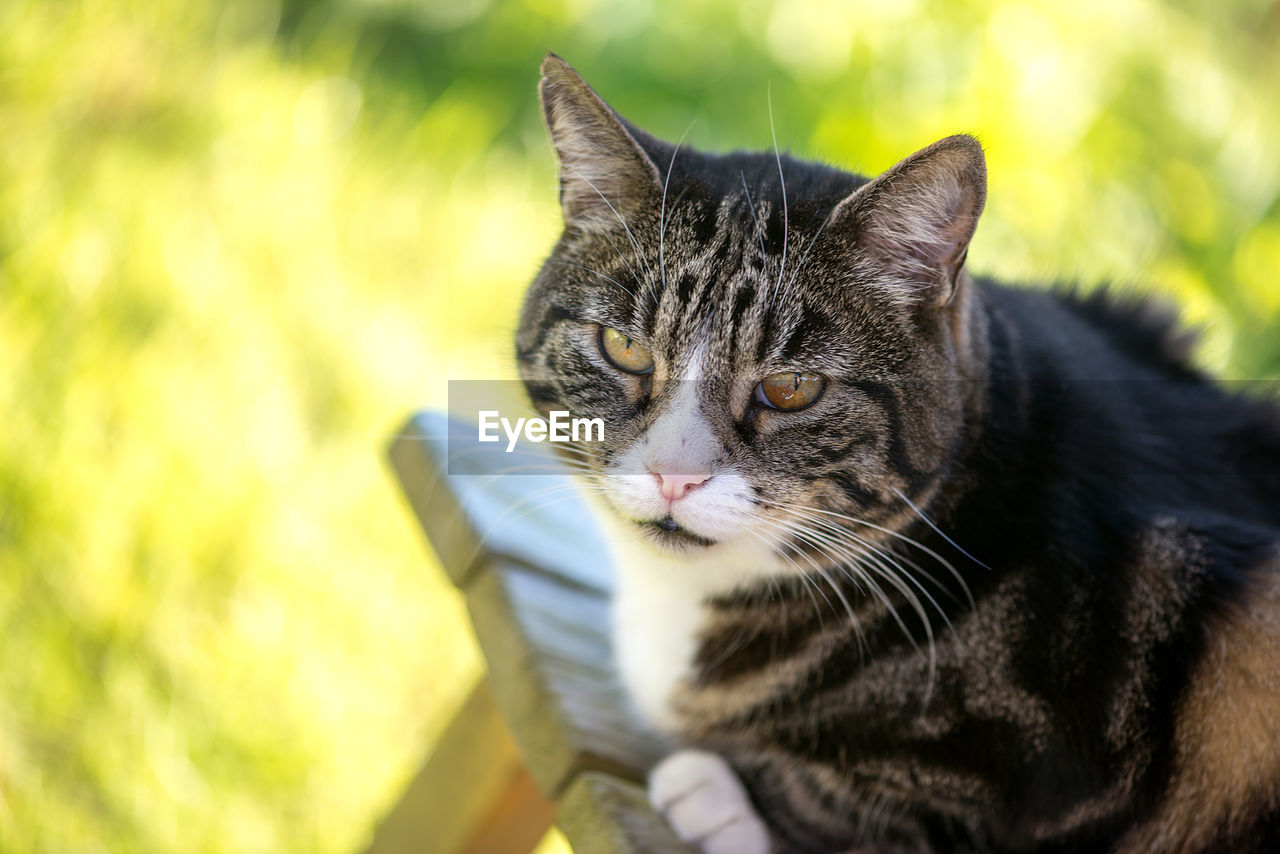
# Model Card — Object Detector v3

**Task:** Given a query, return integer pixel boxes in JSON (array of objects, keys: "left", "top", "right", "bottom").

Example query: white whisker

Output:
[
  {"left": 770, "top": 499, "right": 975, "bottom": 611},
  {"left": 545, "top": 259, "right": 639, "bottom": 303},
  {"left": 751, "top": 516, "right": 869, "bottom": 659},
  {"left": 563, "top": 162, "right": 651, "bottom": 283},
  {"left": 893, "top": 487, "right": 992, "bottom": 573},
  {"left": 781, "top": 198, "right": 839, "bottom": 298},
  {"left": 766, "top": 516, "right": 923, "bottom": 672},
  {"left": 740, "top": 171, "right": 767, "bottom": 261},
  {"left": 742, "top": 527, "right": 830, "bottom": 633},
  {"left": 657, "top": 122, "right": 695, "bottom": 310},
  {"left": 767, "top": 84, "right": 789, "bottom": 311},
  {"left": 776, "top": 504, "right": 961, "bottom": 631}
]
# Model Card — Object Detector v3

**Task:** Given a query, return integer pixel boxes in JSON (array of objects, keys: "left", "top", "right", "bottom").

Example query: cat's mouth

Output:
[{"left": 643, "top": 515, "right": 717, "bottom": 548}]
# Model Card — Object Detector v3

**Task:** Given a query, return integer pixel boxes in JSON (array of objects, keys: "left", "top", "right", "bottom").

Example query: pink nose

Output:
[{"left": 654, "top": 471, "right": 711, "bottom": 502}]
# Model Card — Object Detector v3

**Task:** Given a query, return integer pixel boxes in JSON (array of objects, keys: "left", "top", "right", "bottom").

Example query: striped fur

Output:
[{"left": 517, "top": 56, "right": 1280, "bottom": 852}]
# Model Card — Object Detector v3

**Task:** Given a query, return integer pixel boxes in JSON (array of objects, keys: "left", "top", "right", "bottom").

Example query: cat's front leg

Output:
[{"left": 649, "top": 750, "right": 772, "bottom": 854}]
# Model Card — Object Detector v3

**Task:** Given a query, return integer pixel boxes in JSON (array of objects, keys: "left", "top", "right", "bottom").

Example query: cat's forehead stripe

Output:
[{"left": 648, "top": 188, "right": 829, "bottom": 373}]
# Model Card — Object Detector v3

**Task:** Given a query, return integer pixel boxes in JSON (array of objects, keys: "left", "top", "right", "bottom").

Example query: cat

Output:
[{"left": 515, "top": 54, "right": 1280, "bottom": 853}]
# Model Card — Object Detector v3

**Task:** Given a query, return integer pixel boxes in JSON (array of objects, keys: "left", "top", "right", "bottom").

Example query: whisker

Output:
[
  {"left": 740, "top": 171, "right": 767, "bottom": 261},
  {"left": 658, "top": 122, "right": 695, "bottom": 310},
  {"left": 781, "top": 198, "right": 839, "bottom": 298},
  {"left": 563, "top": 163, "right": 651, "bottom": 283},
  {"left": 549, "top": 441, "right": 606, "bottom": 461},
  {"left": 767, "top": 84, "right": 789, "bottom": 311},
  {"left": 545, "top": 259, "right": 639, "bottom": 302},
  {"left": 893, "top": 487, "right": 992, "bottom": 573},
  {"left": 751, "top": 517, "right": 868, "bottom": 658},
  {"left": 464, "top": 483, "right": 603, "bottom": 566},
  {"left": 776, "top": 504, "right": 961, "bottom": 626},
  {"left": 757, "top": 500, "right": 985, "bottom": 700},
  {"left": 768, "top": 499, "right": 974, "bottom": 611},
  {"left": 771, "top": 516, "right": 925, "bottom": 669},
  {"left": 742, "top": 527, "right": 830, "bottom": 632},
  {"left": 815, "top": 521, "right": 948, "bottom": 648},
  {"left": 792, "top": 508, "right": 951, "bottom": 595}
]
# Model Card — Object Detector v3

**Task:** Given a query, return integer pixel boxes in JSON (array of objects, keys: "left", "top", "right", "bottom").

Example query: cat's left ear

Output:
[
  {"left": 833, "top": 135, "right": 986, "bottom": 305},
  {"left": 539, "top": 54, "right": 663, "bottom": 232}
]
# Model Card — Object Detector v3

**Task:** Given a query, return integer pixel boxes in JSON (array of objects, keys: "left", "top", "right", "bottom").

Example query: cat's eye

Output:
[
  {"left": 599, "top": 327, "right": 655, "bottom": 375},
  {"left": 755, "top": 372, "right": 826, "bottom": 411}
]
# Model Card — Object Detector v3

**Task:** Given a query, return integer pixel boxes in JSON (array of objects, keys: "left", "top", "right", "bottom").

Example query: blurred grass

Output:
[{"left": 0, "top": 0, "right": 1277, "bottom": 852}]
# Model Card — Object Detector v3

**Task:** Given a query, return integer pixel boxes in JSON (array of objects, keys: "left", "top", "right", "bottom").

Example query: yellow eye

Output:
[
  {"left": 599, "top": 327, "right": 655, "bottom": 375},
  {"left": 755, "top": 372, "right": 826, "bottom": 411}
]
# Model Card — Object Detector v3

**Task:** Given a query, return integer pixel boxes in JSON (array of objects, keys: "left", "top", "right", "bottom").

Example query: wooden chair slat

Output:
[
  {"left": 467, "top": 560, "right": 668, "bottom": 798},
  {"left": 361, "top": 680, "right": 553, "bottom": 854},
  {"left": 389, "top": 411, "right": 614, "bottom": 593},
  {"left": 557, "top": 772, "right": 696, "bottom": 854},
  {"left": 384, "top": 409, "right": 677, "bottom": 854}
]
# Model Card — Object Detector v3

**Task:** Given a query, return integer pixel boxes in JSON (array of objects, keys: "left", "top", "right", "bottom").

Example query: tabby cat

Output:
[{"left": 515, "top": 55, "right": 1280, "bottom": 853}]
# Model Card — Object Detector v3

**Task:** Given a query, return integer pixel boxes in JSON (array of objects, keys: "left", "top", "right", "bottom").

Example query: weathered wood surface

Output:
[
  {"left": 385, "top": 410, "right": 686, "bottom": 853},
  {"left": 468, "top": 560, "right": 669, "bottom": 796},
  {"left": 388, "top": 411, "right": 613, "bottom": 592},
  {"left": 361, "top": 680, "right": 553, "bottom": 854},
  {"left": 558, "top": 773, "right": 696, "bottom": 854}
]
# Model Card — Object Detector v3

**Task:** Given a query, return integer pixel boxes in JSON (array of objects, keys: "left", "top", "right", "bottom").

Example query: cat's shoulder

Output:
[
  {"left": 979, "top": 279, "right": 1202, "bottom": 380},
  {"left": 1054, "top": 284, "right": 1203, "bottom": 379}
]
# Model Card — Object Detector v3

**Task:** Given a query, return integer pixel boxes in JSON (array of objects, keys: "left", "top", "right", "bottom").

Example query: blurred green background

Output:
[{"left": 1, "top": 0, "right": 1277, "bottom": 851}]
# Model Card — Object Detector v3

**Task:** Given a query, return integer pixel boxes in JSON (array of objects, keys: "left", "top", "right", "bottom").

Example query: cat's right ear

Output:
[
  {"left": 539, "top": 54, "right": 662, "bottom": 232},
  {"left": 833, "top": 134, "right": 987, "bottom": 307}
]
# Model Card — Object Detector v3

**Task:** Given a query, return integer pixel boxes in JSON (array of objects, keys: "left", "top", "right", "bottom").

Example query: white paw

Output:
[{"left": 649, "top": 750, "right": 771, "bottom": 854}]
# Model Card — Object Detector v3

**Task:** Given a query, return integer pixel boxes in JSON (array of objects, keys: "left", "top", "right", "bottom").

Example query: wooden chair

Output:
[{"left": 362, "top": 411, "right": 695, "bottom": 854}]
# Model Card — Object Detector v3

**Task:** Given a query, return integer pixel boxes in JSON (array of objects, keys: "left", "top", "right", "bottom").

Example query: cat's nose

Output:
[{"left": 652, "top": 471, "right": 711, "bottom": 502}]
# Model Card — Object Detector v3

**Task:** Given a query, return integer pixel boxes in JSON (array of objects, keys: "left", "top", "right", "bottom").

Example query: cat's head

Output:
[{"left": 517, "top": 56, "right": 988, "bottom": 587}]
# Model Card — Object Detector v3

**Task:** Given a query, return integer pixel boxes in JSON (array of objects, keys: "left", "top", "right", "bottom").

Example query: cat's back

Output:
[
  {"left": 972, "top": 280, "right": 1280, "bottom": 850},
  {"left": 975, "top": 279, "right": 1280, "bottom": 528}
]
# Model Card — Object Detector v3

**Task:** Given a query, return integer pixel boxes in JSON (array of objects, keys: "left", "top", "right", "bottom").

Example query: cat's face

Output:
[{"left": 517, "top": 56, "right": 987, "bottom": 583}]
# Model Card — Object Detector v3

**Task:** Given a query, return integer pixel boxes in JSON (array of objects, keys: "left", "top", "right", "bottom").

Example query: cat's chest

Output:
[
  {"left": 606, "top": 533, "right": 786, "bottom": 733},
  {"left": 612, "top": 568, "right": 707, "bottom": 733}
]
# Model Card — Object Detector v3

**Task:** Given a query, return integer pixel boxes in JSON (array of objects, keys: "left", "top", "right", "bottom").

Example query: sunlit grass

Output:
[{"left": 0, "top": 0, "right": 1276, "bottom": 851}]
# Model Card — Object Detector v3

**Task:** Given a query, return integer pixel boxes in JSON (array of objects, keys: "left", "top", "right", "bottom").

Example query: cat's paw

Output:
[{"left": 649, "top": 750, "right": 771, "bottom": 854}]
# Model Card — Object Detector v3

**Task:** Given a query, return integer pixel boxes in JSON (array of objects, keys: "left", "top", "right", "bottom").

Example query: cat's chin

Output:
[{"left": 639, "top": 516, "right": 718, "bottom": 550}]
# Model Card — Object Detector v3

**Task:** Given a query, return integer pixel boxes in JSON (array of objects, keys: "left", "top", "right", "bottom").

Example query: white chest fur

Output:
[
  {"left": 612, "top": 558, "right": 705, "bottom": 732},
  {"left": 604, "top": 517, "right": 787, "bottom": 733}
]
